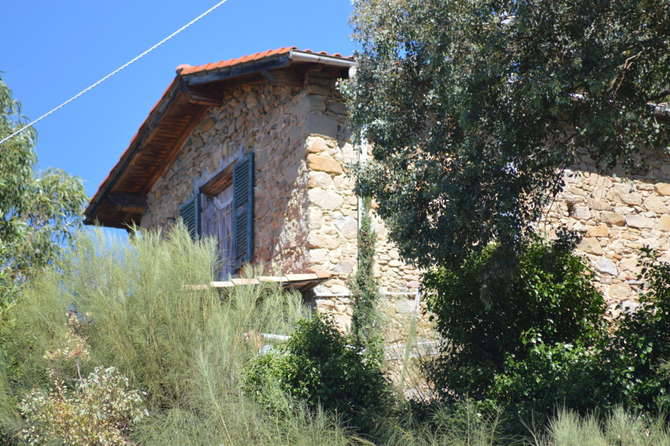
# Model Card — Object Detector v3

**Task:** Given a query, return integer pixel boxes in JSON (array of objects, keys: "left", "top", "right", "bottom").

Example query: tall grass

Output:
[
  {"left": 1, "top": 226, "right": 352, "bottom": 445},
  {"left": 1, "top": 226, "right": 667, "bottom": 445},
  {"left": 381, "top": 400, "right": 503, "bottom": 446},
  {"left": 533, "top": 407, "right": 670, "bottom": 446}
]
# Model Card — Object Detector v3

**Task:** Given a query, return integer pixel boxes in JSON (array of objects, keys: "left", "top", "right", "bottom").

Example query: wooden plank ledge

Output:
[{"left": 185, "top": 272, "right": 332, "bottom": 292}]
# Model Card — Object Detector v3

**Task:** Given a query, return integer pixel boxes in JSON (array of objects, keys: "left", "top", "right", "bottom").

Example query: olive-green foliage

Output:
[
  {"left": 0, "top": 76, "right": 86, "bottom": 303},
  {"left": 424, "top": 236, "right": 606, "bottom": 401},
  {"left": 345, "top": 0, "right": 670, "bottom": 268},
  {"left": 0, "top": 226, "right": 358, "bottom": 445},
  {"left": 243, "top": 316, "right": 391, "bottom": 435},
  {"left": 490, "top": 341, "right": 611, "bottom": 421},
  {"left": 426, "top": 239, "right": 670, "bottom": 423}
]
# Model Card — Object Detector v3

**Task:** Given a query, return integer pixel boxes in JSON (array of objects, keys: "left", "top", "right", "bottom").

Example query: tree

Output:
[
  {"left": 345, "top": 0, "right": 670, "bottom": 268},
  {"left": 350, "top": 197, "right": 382, "bottom": 354},
  {"left": 0, "top": 76, "right": 86, "bottom": 302}
]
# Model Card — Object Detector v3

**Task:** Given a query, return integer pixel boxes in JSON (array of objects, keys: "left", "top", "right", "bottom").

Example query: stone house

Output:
[
  {"left": 84, "top": 48, "right": 424, "bottom": 341},
  {"left": 85, "top": 47, "right": 670, "bottom": 337}
]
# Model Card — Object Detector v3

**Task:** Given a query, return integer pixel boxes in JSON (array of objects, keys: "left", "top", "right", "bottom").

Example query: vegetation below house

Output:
[
  {"left": 423, "top": 232, "right": 670, "bottom": 425},
  {"left": 0, "top": 226, "right": 667, "bottom": 445}
]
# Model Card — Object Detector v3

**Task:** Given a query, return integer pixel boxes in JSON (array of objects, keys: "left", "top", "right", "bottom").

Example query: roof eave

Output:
[
  {"left": 84, "top": 55, "right": 295, "bottom": 227},
  {"left": 85, "top": 50, "right": 355, "bottom": 228}
]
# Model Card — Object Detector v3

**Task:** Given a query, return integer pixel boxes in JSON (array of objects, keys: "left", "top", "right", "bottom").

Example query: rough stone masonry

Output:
[
  {"left": 539, "top": 148, "right": 670, "bottom": 319},
  {"left": 140, "top": 66, "right": 670, "bottom": 344}
]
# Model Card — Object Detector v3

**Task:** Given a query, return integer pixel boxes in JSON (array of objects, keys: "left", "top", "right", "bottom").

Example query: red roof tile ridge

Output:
[{"left": 178, "top": 46, "right": 296, "bottom": 76}]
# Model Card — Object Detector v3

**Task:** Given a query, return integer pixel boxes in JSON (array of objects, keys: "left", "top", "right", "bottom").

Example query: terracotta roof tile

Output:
[{"left": 176, "top": 47, "right": 352, "bottom": 76}]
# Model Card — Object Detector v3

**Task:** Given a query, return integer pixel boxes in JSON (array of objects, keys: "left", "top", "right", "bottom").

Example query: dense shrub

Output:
[
  {"left": 425, "top": 234, "right": 670, "bottom": 424},
  {"left": 605, "top": 248, "right": 670, "bottom": 412},
  {"left": 490, "top": 341, "right": 610, "bottom": 419},
  {"left": 243, "top": 316, "right": 391, "bottom": 434},
  {"left": 424, "top": 235, "right": 607, "bottom": 401}
]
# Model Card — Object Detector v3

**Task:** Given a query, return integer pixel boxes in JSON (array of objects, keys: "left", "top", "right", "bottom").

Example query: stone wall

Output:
[
  {"left": 140, "top": 70, "right": 433, "bottom": 342},
  {"left": 296, "top": 71, "right": 432, "bottom": 341},
  {"left": 539, "top": 148, "right": 670, "bottom": 317},
  {"left": 141, "top": 81, "right": 312, "bottom": 275},
  {"left": 140, "top": 70, "right": 670, "bottom": 344}
]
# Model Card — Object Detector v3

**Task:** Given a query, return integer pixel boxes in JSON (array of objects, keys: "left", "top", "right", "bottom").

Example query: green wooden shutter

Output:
[
  {"left": 233, "top": 152, "right": 254, "bottom": 270},
  {"left": 179, "top": 194, "right": 200, "bottom": 240}
]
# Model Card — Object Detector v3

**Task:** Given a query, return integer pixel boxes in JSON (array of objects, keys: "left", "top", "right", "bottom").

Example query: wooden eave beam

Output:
[
  {"left": 181, "top": 83, "right": 224, "bottom": 107},
  {"left": 187, "top": 94, "right": 223, "bottom": 107},
  {"left": 106, "top": 192, "right": 147, "bottom": 213},
  {"left": 84, "top": 79, "right": 183, "bottom": 223},
  {"left": 86, "top": 204, "right": 142, "bottom": 229},
  {"left": 140, "top": 106, "right": 209, "bottom": 194}
]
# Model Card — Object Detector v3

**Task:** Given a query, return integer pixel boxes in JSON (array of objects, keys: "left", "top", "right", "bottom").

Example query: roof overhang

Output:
[{"left": 85, "top": 48, "right": 355, "bottom": 229}]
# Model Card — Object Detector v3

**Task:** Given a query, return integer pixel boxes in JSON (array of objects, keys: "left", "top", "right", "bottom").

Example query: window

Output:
[
  {"left": 179, "top": 152, "right": 254, "bottom": 279},
  {"left": 201, "top": 186, "right": 235, "bottom": 277}
]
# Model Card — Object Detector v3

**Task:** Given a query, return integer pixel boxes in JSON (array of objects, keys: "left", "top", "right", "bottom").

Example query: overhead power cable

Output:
[{"left": 0, "top": 0, "right": 231, "bottom": 147}]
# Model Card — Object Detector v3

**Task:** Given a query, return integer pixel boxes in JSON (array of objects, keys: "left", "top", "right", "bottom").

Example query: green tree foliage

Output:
[
  {"left": 346, "top": 0, "right": 670, "bottom": 267},
  {"left": 350, "top": 197, "right": 382, "bottom": 352},
  {"left": 425, "top": 241, "right": 670, "bottom": 420},
  {"left": 0, "top": 76, "right": 86, "bottom": 302},
  {"left": 423, "top": 236, "right": 607, "bottom": 401}
]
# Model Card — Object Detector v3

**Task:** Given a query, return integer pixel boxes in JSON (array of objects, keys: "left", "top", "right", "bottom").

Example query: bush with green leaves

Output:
[
  {"left": 605, "top": 247, "right": 670, "bottom": 412},
  {"left": 243, "top": 316, "right": 391, "bottom": 434},
  {"left": 490, "top": 341, "right": 611, "bottom": 420},
  {"left": 426, "top": 237, "right": 670, "bottom": 422},
  {"left": 424, "top": 235, "right": 606, "bottom": 401}
]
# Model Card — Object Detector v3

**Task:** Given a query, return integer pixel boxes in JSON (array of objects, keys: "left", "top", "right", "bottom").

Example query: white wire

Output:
[{"left": 0, "top": 0, "right": 231, "bottom": 147}]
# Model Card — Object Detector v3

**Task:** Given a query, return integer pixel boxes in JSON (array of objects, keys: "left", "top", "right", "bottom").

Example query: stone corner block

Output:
[{"left": 307, "top": 154, "right": 344, "bottom": 175}]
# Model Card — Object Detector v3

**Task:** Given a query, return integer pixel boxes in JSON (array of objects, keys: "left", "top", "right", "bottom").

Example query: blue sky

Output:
[{"left": 2, "top": 1, "right": 356, "bottom": 201}]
